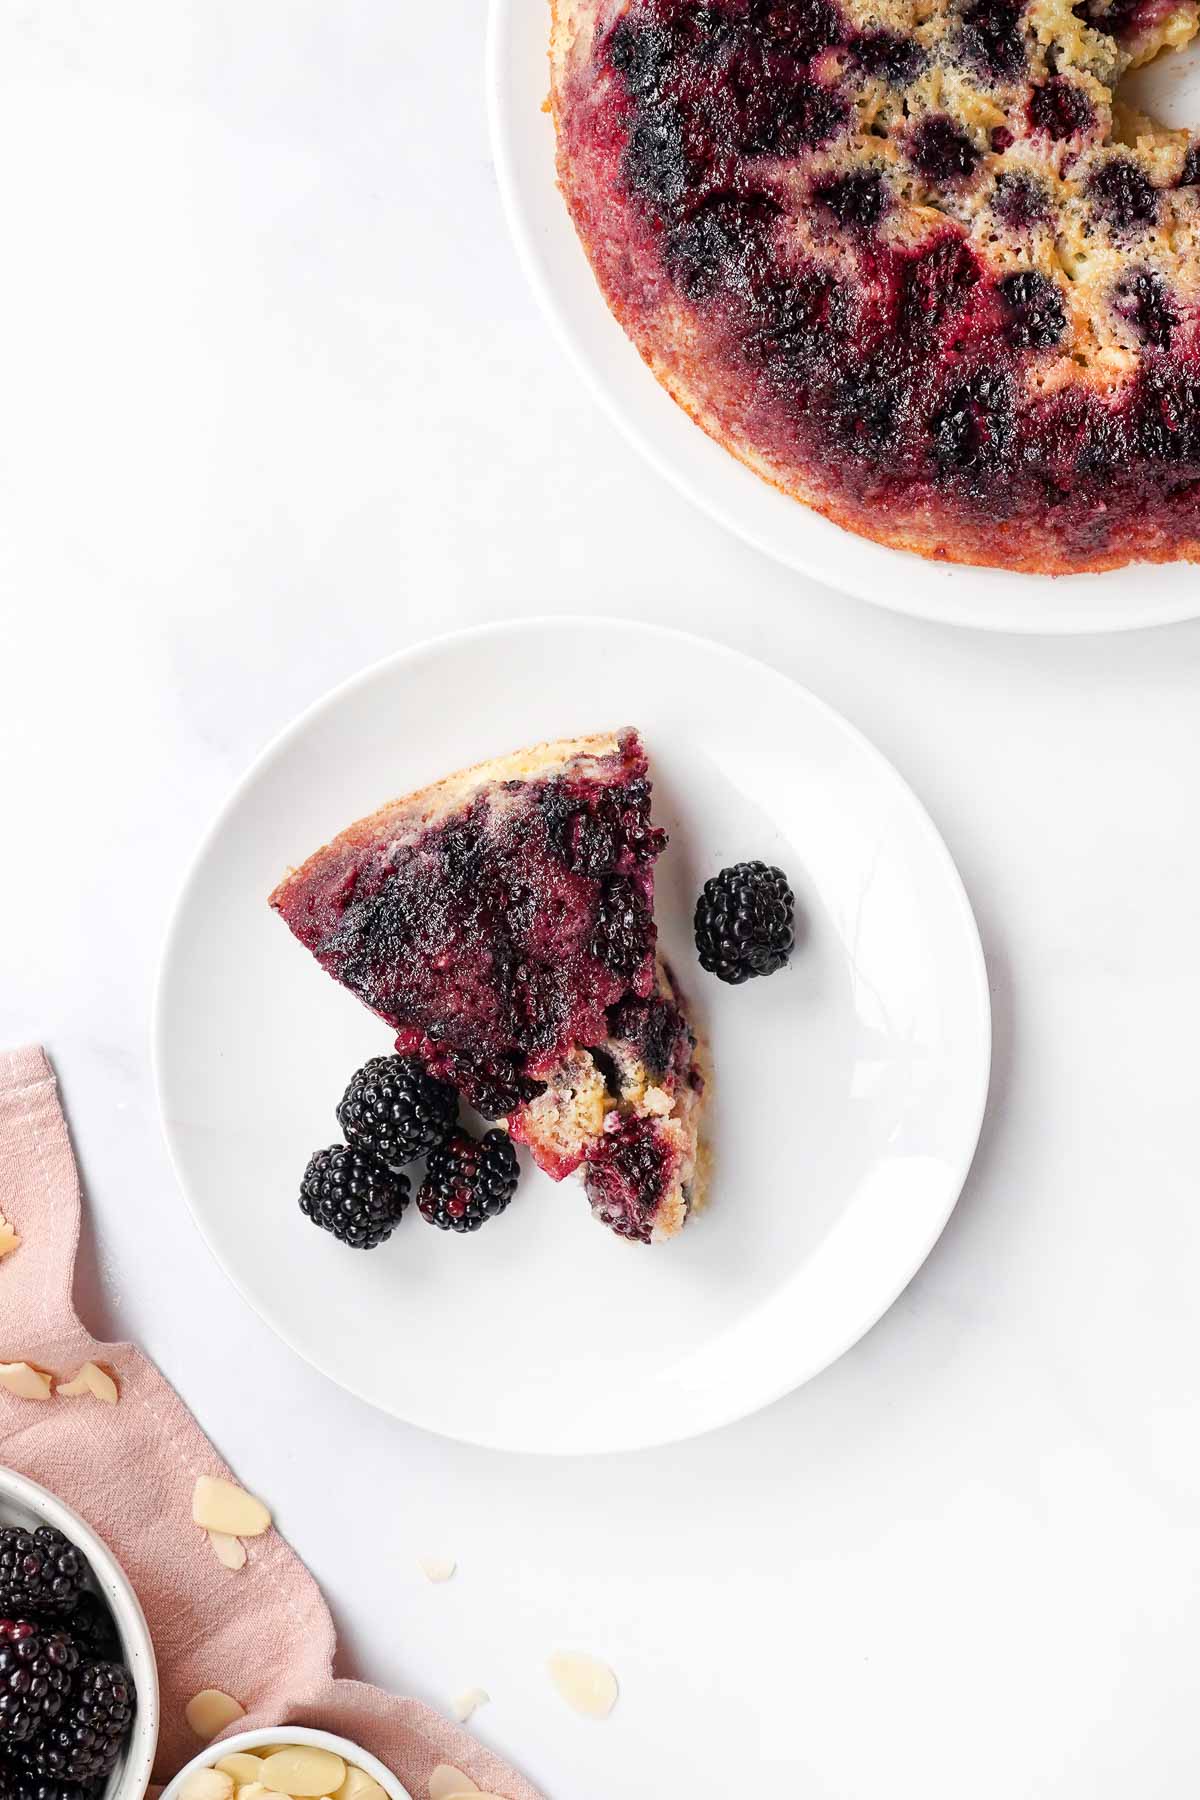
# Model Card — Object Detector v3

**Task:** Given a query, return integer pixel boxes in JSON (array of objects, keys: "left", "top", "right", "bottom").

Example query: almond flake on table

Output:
[
  {"left": 546, "top": 1650, "right": 619, "bottom": 1718},
  {"left": 0, "top": 1361, "right": 53, "bottom": 1400},
  {"left": 185, "top": 1688, "right": 246, "bottom": 1740},
  {"left": 207, "top": 1530, "right": 247, "bottom": 1570},
  {"left": 428, "top": 1767, "right": 479, "bottom": 1800},
  {"left": 451, "top": 1687, "right": 489, "bottom": 1723},
  {"left": 418, "top": 1555, "right": 456, "bottom": 1583},
  {"left": 192, "top": 1473, "right": 271, "bottom": 1536},
  {"left": 57, "top": 1360, "right": 119, "bottom": 1403},
  {"left": 0, "top": 1209, "right": 19, "bottom": 1258}
]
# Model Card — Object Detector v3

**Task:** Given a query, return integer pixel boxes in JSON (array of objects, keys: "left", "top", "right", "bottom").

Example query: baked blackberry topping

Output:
[
  {"left": 1113, "top": 268, "right": 1177, "bottom": 346},
  {"left": 606, "top": 992, "right": 687, "bottom": 1081},
  {"left": 583, "top": 1117, "right": 672, "bottom": 1243},
  {"left": 958, "top": 0, "right": 1026, "bottom": 81},
  {"left": 931, "top": 370, "right": 1016, "bottom": 479},
  {"left": 850, "top": 29, "right": 925, "bottom": 82},
  {"left": 1179, "top": 143, "right": 1200, "bottom": 185},
  {"left": 813, "top": 169, "right": 889, "bottom": 229},
  {"left": 298, "top": 1145, "right": 410, "bottom": 1249},
  {"left": 592, "top": 876, "right": 654, "bottom": 979},
  {"left": 418, "top": 1130, "right": 520, "bottom": 1232},
  {"left": 0, "top": 1625, "right": 79, "bottom": 1747},
  {"left": 694, "top": 861, "right": 795, "bottom": 984},
  {"left": 998, "top": 269, "right": 1067, "bottom": 347},
  {"left": 1029, "top": 76, "right": 1094, "bottom": 138},
  {"left": 910, "top": 115, "right": 980, "bottom": 182},
  {"left": 664, "top": 192, "right": 783, "bottom": 304},
  {"left": 1089, "top": 157, "right": 1159, "bottom": 231},
  {"left": 0, "top": 1535, "right": 86, "bottom": 1624},
  {"left": 336, "top": 1055, "right": 457, "bottom": 1169},
  {"left": 757, "top": 0, "right": 846, "bottom": 58},
  {"left": 990, "top": 170, "right": 1048, "bottom": 228},
  {"left": 540, "top": 775, "right": 666, "bottom": 877},
  {"left": 16, "top": 1664, "right": 133, "bottom": 1788}
]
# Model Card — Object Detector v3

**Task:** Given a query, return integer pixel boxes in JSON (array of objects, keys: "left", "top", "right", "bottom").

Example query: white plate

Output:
[
  {"left": 486, "top": 1, "right": 1200, "bottom": 634},
  {"left": 155, "top": 620, "right": 991, "bottom": 1453}
]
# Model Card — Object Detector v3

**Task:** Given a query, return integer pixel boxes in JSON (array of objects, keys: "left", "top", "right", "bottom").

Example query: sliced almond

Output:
[
  {"left": 236, "top": 1786, "right": 271, "bottom": 1800},
  {"left": 185, "top": 1689, "right": 247, "bottom": 1741},
  {"left": 0, "top": 1361, "right": 54, "bottom": 1401},
  {"left": 547, "top": 1651, "right": 618, "bottom": 1719},
  {"left": 418, "top": 1555, "right": 456, "bottom": 1584},
  {"left": 192, "top": 1474, "right": 271, "bottom": 1538},
  {"left": 0, "top": 1210, "right": 20, "bottom": 1258},
  {"left": 259, "top": 1748, "right": 346, "bottom": 1797},
  {"left": 331, "top": 1768, "right": 388, "bottom": 1800},
  {"left": 429, "top": 1767, "right": 479, "bottom": 1800},
  {"left": 56, "top": 1361, "right": 119, "bottom": 1404},
  {"left": 179, "top": 1771, "right": 235, "bottom": 1800},
  {"left": 207, "top": 1530, "right": 247, "bottom": 1571},
  {"left": 215, "top": 1756, "right": 267, "bottom": 1784},
  {"left": 451, "top": 1687, "right": 489, "bottom": 1724}
]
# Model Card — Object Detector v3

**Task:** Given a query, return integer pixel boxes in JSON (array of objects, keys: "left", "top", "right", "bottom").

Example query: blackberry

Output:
[
  {"left": 1180, "top": 143, "right": 1200, "bottom": 186},
  {"left": 0, "top": 1623, "right": 80, "bottom": 1747},
  {"left": 53, "top": 1600, "right": 116, "bottom": 1670},
  {"left": 958, "top": 0, "right": 1026, "bottom": 80},
  {"left": 418, "top": 1130, "right": 520, "bottom": 1232},
  {"left": 0, "top": 1770, "right": 99, "bottom": 1800},
  {"left": 0, "top": 1533, "right": 87, "bottom": 1623},
  {"left": 1114, "top": 268, "right": 1176, "bottom": 347},
  {"left": 298, "top": 1145, "right": 410, "bottom": 1249},
  {"left": 910, "top": 115, "right": 979, "bottom": 182},
  {"left": 694, "top": 862, "right": 795, "bottom": 985},
  {"left": 1029, "top": 76, "right": 1094, "bottom": 139},
  {"left": 1089, "top": 158, "right": 1158, "bottom": 232},
  {"left": 16, "top": 1663, "right": 133, "bottom": 1788},
  {"left": 591, "top": 876, "right": 654, "bottom": 978},
  {"left": 998, "top": 269, "right": 1067, "bottom": 347},
  {"left": 813, "top": 169, "right": 889, "bottom": 229},
  {"left": 336, "top": 1055, "right": 457, "bottom": 1169},
  {"left": 851, "top": 29, "right": 926, "bottom": 82}
]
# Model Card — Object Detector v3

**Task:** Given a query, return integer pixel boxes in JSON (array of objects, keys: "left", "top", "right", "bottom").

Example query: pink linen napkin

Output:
[{"left": 0, "top": 1046, "right": 542, "bottom": 1800}]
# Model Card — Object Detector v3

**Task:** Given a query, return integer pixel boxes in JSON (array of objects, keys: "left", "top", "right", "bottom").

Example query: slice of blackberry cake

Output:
[{"left": 269, "top": 730, "right": 706, "bottom": 1244}]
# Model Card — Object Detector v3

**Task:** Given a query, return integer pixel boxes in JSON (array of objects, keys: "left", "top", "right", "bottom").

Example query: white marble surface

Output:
[{"left": 2, "top": 5, "right": 1199, "bottom": 1796}]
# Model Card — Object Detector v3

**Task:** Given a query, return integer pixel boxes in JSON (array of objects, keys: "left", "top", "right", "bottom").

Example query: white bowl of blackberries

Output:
[{"left": 0, "top": 1468, "right": 158, "bottom": 1800}]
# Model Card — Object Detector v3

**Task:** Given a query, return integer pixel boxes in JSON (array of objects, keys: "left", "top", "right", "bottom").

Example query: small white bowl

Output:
[
  {"left": 0, "top": 1466, "right": 160, "bottom": 1800},
  {"left": 159, "top": 1727, "right": 413, "bottom": 1800}
]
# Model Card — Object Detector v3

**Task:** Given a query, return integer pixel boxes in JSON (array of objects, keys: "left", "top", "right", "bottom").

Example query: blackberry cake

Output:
[
  {"left": 270, "top": 730, "right": 706, "bottom": 1243},
  {"left": 551, "top": 0, "right": 1200, "bottom": 572}
]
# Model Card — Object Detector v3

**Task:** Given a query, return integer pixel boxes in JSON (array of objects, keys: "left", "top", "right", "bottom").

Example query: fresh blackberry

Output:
[
  {"left": 0, "top": 1769, "right": 99, "bottom": 1800},
  {"left": 298, "top": 1145, "right": 410, "bottom": 1249},
  {"left": 336, "top": 1055, "right": 457, "bottom": 1169},
  {"left": 418, "top": 1130, "right": 520, "bottom": 1232},
  {"left": 0, "top": 1623, "right": 80, "bottom": 1747},
  {"left": 591, "top": 876, "right": 654, "bottom": 978},
  {"left": 0, "top": 1533, "right": 87, "bottom": 1623},
  {"left": 51, "top": 1601, "right": 115, "bottom": 1672},
  {"left": 16, "top": 1663, "right": 133, "bottom": 1787},
  {"left": 694, "top": 862, "right": 795, "bottom": 985}
]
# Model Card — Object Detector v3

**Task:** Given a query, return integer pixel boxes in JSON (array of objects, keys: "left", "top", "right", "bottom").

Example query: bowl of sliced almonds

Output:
[{"left": 159, "top": 1727, "right": 414, "bottom": 1800}]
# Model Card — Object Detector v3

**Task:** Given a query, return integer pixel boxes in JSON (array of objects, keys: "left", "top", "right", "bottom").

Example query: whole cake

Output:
[
  {"left": 270, "top": 730, "right": 706, "bottom": 1244},
  {"left": 550, "top": 0, "right": 1200, "bottom": 572}
]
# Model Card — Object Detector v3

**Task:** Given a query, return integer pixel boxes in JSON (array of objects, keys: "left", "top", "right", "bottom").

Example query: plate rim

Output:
[
  {"left": 153, "top": 615, "right": 993, "bottom": 1454},
  {"left": 484, "top": 0, "right": 1200, "bottom": 636}
]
